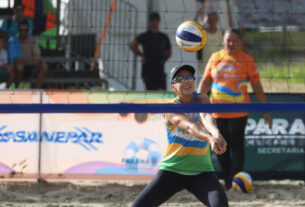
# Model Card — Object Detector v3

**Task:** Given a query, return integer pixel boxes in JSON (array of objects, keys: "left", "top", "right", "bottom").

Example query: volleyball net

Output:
[
  {"left": 53, "top": 0, "right": 305, "bottom": 91},
  {"left": 0, "top": 0, "right": 303, "bottom": 91},
  {"left": 0, "top": 90, "right": 304, "bottom": 181}
]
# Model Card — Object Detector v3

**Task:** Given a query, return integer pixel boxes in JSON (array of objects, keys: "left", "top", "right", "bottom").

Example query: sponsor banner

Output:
[
  {"left": 40, "top": 113, "right": 167, "bottom": 175},
  {"left": 0, "top": 91, "right": 304, "bottom": 179},
  {"left": 211, "top": 94, "right": 305, "bottom": 173},
  {"left": 0, "top": 113, "right": 167, "bottom": 176},
  {"left": 0, "top": 90, "right": 172, "bottom": 177},
  {"left": 210, "top": 116, "right": 305, "bottom": 172}
]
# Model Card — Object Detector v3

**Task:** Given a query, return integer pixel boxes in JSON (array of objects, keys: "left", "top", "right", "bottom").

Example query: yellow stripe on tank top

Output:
[{"left": 164, "top": 142, "right": 209, "bottom": 157}]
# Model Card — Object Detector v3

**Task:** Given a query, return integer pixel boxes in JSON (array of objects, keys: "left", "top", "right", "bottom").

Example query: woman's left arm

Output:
[{"left": 251, "top": 81, "right": 272, "bottom": 128}]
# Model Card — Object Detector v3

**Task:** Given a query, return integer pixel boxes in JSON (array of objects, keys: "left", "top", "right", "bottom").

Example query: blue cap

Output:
[{"left": 170, "top": 65, "right": 195, "bottom": 81}]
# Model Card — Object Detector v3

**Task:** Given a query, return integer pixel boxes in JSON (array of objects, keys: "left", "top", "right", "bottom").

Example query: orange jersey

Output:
[{"left": 203, "top": 49, "right": 260, "bottom": 118}]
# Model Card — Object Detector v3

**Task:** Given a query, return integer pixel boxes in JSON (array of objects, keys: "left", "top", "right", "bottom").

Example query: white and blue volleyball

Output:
[
  {"left": 176, "top": 21, "right": 207, "bottom": 52},
  {"left": 232, "top": 171, "right": 253, "bottom": 193}
]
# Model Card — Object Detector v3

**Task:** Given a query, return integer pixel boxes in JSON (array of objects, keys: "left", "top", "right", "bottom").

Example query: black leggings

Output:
[
  {"left": 215, "top": 116, "right": 248, "bottom": 189},
  {"left": 132, "top": 170, "right": 228, "bottom": 207}
]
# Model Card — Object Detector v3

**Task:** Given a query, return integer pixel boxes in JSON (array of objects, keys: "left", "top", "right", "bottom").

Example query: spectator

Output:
[
  {"left": 1, "top": 3, "right": 33, "bottom": 37},
  {"left": 194, "top": 8, "right": 223, "bottom": 74},
  {"left": 8, "top": 19, "right": 47, "bottom": 88},
  {"left": 197, "top": 28, "right": 272, "bottom": 190},
  {"left": 0, "top": 35, "right": 14, "bottom": 88},
  {"left": 129, "top": 12, "right": 171, "bottom": 91}
]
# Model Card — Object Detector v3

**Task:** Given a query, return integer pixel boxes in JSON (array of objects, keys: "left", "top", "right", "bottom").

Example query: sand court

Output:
[{"left": 0, "top": 179, "right": 304, "bottom": 207}]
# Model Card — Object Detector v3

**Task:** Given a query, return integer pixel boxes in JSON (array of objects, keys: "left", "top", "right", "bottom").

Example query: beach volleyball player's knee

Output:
[{"left": 208, "top": 190, "right": 228, "bottom": 207}]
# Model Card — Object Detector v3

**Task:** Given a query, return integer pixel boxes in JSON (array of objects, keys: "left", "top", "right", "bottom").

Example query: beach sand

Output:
[{"left": 0, "top": 179, "right": 304, "bottom": 207}]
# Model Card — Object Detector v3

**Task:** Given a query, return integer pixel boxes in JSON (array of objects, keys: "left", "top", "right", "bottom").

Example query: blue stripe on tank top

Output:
[{"left": 167, "top": 130, "right": 208, "bottom": 148}]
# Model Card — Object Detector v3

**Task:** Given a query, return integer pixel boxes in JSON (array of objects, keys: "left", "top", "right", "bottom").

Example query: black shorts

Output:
[{"left": 132, "top": 170, "right": 228, "bottom": 207}]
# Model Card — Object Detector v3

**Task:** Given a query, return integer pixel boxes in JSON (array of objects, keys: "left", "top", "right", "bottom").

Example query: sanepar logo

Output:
[{"left": 0, "top": 125, "right": 103, "bottom": 151}]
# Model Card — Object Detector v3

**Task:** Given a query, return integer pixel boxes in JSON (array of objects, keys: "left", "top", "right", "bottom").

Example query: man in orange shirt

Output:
[{"left": 198, "top": 28, "right": 271, "bottom": 189}]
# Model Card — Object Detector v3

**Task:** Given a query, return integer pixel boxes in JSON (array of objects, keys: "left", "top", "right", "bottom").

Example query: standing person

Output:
[
  {"left": 197, "top": 28, "right": 272, "bottom": 190},
  {"left": 132, "top": 65, "right": 228, "bottom": 207},
  {"left": 194, "top": 8, "right": 223, "bottom": 74},
  {"left": 129, "top": 12, "right": 171, "bottom": 91},
  {"left": 1, "top": 3, "right": 33, "bottom": 37},
  {"left": 0, "top": 36, "right": 14, "bottom": 88},
  {"left": 7, "top": 19, "right": 47, "bottom": 88}
]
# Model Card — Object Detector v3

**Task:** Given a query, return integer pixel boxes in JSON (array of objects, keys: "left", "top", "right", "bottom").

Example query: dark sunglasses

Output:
[{"left": 171, "top": 75, "right": 195, "bottom": 84}]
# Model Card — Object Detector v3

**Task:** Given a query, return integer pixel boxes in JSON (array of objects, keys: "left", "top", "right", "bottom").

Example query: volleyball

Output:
[
  {"left": 175, "top": 21, "right": 207, "bottom": 52},
  {"left": 232, "top": 171, "right": 253, "bottom": 193}
]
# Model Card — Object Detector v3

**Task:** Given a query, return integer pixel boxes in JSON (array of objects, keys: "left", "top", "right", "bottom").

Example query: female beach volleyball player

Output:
[{"left": 132, "top": 65, "right": 228, "bottom": 207}]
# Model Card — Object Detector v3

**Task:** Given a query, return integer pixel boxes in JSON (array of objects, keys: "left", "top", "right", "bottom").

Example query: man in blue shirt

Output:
[
  {"left": 7, "top": 19, "right": 47, "bottom": 88},
  {"left": 1, "top": 3, "right": 33, "bottom": 37}
]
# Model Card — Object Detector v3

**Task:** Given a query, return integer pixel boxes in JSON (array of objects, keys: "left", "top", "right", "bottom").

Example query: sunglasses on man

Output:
[{"left": 171, "top": 75, "right": 195, "bottom": 84}]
